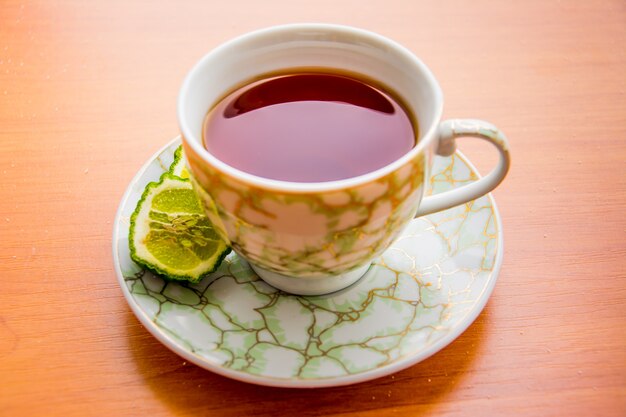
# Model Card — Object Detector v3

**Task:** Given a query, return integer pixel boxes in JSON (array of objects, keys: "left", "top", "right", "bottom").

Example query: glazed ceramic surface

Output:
[
  {"left": 178, "top": 24, "right": 510, "bottom": 290},
  {"left": 186, "top": 145, "right": 425, "bottom": 277},
  {"left": 113, "top": 139, "right": 503, "bottom": 387}
]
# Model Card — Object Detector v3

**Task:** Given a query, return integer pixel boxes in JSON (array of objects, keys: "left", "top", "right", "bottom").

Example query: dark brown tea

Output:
[{"left": 203, "top": 72, "right": 417, "bottom": 182}]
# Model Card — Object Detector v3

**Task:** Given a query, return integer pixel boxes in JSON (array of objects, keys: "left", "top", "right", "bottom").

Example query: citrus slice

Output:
[
  {"left": 129, "top": 172, "right": 230, "bottom": 283},
  {"left": 169, "top": 145, "right": 190, "bottom": 179}
]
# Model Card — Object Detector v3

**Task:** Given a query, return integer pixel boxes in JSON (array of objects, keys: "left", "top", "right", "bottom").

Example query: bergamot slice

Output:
[
  {"left": 129, "top": 172, "right": 229, "bottom": 283},
  {"left": 169, "top": 145, "right": 190, "bottom": 179}
]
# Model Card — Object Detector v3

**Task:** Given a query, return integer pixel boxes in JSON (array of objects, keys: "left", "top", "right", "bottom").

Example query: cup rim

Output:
[{"left": 178, "top": 23, "right": 443, "bottom": 193}]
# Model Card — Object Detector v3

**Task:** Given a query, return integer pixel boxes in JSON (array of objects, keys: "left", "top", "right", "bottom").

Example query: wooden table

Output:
[{"left": 1, "top": 1, "right": 624, "bottom": 416}]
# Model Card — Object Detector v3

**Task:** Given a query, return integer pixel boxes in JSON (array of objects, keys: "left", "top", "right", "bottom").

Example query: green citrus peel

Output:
[{"left": 129, "top": 149, "right": 229, "bottom": 283}]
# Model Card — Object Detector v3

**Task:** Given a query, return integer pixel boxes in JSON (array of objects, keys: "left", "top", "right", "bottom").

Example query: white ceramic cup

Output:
[{"left": 178, "top": 24, "right": 510, "bottom": 295}]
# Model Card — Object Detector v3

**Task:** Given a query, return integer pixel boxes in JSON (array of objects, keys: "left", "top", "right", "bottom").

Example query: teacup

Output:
[{"left": 178, "top": 24, "right": 510, "bottom": 295}]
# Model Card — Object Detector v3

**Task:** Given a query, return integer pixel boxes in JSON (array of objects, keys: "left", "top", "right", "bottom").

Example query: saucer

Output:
[{"left": 112, "top": 138, "right": 503, "bottom": 388}]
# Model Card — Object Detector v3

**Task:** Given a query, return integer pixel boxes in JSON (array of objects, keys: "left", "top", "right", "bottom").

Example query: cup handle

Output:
[{"left": 415, "top": 119, "right": 511, "bottom": 217}]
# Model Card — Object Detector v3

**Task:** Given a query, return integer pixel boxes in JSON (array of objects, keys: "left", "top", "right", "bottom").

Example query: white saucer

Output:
[{"left": 112, "top": 138, "right": 503, "bottom": 388}]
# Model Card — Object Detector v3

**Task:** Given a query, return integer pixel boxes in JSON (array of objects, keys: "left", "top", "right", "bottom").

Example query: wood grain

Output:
[{"left": 1, "top": 1, "right": 624, "bottom": 416}]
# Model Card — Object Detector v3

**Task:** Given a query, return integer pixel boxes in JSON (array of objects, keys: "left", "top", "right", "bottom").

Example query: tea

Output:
[{"left": 202, "top": 72, "right": 417, "bottom": 182}]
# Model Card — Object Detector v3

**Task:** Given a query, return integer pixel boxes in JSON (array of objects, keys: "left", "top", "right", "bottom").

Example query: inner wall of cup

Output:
[{"left": 180, "top": 27, "right": 441, "bottom": 148}]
